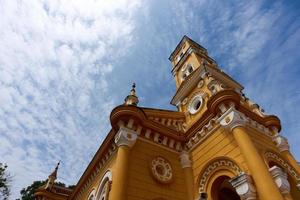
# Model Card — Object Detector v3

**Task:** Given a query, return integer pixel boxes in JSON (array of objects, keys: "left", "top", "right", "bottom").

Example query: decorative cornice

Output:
[
  {"left": 114, "top": 126, "right": 137, "bottom": 148},
  {"left": 229, "top": 173, "right": 257, "bottom": 200},
  {"left": 179, "top": 151, "right": 192, "bottom": 168},
  {"left": 269, "top": 166, "right": 290, "bottom": 194},
  {"left": 186, "top": 115, "right": 220, "bottom": 150},
  {"left": 273, "top": 135, "right": 290, "bottom": 152}
]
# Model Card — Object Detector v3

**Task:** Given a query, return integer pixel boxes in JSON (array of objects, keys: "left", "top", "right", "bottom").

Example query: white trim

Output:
[
  {"left": 95, "top": 170, "right": 112, "bottom": 200},
  {"left": 87, "top": 189, "right": 96, "bottom": 200}
]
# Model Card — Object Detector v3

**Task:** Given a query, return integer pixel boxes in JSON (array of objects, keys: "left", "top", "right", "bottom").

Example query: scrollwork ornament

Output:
[
  {"left": 219, "top": 107, "right": 247, "bottom": 131},
  {"left": 114, "top": 126, "right": 137, "bottom": 148}
]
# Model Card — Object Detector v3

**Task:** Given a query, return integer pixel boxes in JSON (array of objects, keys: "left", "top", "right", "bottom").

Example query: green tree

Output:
[
  {"left": 0, "top": 163, "right": 11, "bottom": 200},
  {"left": 19, "top": 180, "right": 47, "bottom": 200}
]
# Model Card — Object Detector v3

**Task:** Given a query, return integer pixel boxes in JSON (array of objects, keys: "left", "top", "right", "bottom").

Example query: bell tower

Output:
[{"left": 169, "top": 36, "right": 243, "bottom": 130}]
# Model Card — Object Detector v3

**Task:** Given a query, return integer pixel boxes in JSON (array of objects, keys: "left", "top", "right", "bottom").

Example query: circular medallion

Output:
[
  {"left": 188, "top": 94, "right": 203, "bottom": 114},
  {"left": 150, "top": 156, "right": 173, "bottom": 184},
  {"left": 197, "top": 79, "right": 204, "bottom": 88}
]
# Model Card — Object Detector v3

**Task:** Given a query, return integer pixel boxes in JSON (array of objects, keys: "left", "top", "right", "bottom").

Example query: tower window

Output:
[
  {"left": 188, "top": 65, "right": 193, "bottom": 73},
  {"left": 188, "top": 95, "right": 203, "bottom": 114}
]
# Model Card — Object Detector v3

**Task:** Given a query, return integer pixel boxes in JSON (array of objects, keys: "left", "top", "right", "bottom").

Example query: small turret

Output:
[{"left": 124, "top": 83, "right": 139, "bottom": 106}]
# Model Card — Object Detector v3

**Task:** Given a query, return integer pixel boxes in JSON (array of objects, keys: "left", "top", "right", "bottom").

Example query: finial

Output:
[
  {"left": 55, "top": 160, "right": 60, "bottom": 171},
  {"left": 124, "top": 83, "right": 139, "bottom": 106},
  {"left": 45, "top": 161, "right": 60, "bottom": 190},
  {"left": 130, "top": 83, "right": 136, "bottom": 95}
]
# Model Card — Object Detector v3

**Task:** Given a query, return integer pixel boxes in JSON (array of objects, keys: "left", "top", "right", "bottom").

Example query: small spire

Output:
[
  {"left": 124, "top": 83, "right": 139, "bottom": 106},
  {"left": 50, "top": 161, "right": 60, "bottom": 178},
  {"left": 45, "top": 161, "right": 60, "bottom": 190}
]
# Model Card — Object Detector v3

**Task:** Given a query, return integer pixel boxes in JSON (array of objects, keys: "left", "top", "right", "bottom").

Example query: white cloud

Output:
[{"left": 0, "top": 0, "right": 141, "bottom": 198}]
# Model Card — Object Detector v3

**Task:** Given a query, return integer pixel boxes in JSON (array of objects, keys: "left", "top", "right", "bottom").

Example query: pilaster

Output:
[
  {"left": 179, "top": 151, "right": 194, "bottom": 200},
  {"left": 110, "top": 125, "right": 137, "bottom": 200},
  {"left": 219, "top": 106, "right": 284, "bottom": 200}
]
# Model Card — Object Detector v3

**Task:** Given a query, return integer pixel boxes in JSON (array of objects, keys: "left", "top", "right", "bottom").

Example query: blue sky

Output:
[{"left": 0, "top": 0, "right": 299, "bottom": 198}]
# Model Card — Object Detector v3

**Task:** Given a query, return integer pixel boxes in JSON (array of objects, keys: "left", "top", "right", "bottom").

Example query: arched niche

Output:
[
  {"left": 197, "top": 157, "right": 243, "bottom": 200},
  {"left": 95, "top": 170, "right": 112, "bottom": 200}
]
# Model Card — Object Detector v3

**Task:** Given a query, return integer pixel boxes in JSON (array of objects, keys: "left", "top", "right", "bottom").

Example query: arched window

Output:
[
  {"left": 95, "top": 171, "right": 112, "bottom": 200},
  {"left": 87, "top": 189, "right": 96, "bottom": 200},
  {"left": 181, "top": 64, "right": 194, "bottom": 82}
]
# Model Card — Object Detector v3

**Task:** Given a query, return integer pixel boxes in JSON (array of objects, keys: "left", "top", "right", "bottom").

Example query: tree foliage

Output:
[
  {"left": 19, "top": 180, "right": 47, "bottom": 200},
  {"left": 0, "top": 163, "right": 11, "bottom": 200}
]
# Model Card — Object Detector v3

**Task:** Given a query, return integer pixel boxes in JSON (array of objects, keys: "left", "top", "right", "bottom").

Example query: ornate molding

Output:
[
  {"left": 264, "top": 151, "right": 300, "bottom": 183},
  {"left": 269, "top": 166, "right": 290, "bottom": 194},
  {"left": 229, "top": 173, "right": 257, "bottom": 200},
  {"left": 114, "top": 126, "right": 137, "bottom": 148},
  {"left": 219, "top": 107, "right": 247, "bottom": 131},
  {"left": 186, "top": 115, "right": 220, "bottom": 150},
  {"left": 217, "top": 105, "right": 273, "bottom": 138},
  {"left": 273, "top": 135, "right": 290, "bottom": 152},
  {"left": 179, "top": 151, "right": 192, "bottom": 168},
  {"left": 198, "top": 159, "right": 242, "bottom": 192}
]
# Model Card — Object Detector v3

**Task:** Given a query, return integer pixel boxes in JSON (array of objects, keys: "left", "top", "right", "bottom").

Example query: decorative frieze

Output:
[
  {"left": 186, "top": 116, "right": 220, "bottom": 150},
  {"left": 148, "top": 116, "right": 185, "bottom": 132},
  {"left": 229, "top": 173, "right": 257, "bottom": 200}
]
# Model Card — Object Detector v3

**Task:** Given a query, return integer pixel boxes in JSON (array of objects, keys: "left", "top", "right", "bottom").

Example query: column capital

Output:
[
  {"left": 219, "top": 107, "right": 247, "bottom": 131},
  {"left": 273, "top": 135, "right": 290, "bottom": 152},
  {"left": 229, "top": 173, "right": 257, "bottom": 200},
  {"left": 179, "top": 151, "right": 192, "bottom": 168},
  {"left": 269, "top": 166, "right": 290, "bottom": 194},
  {"left": 114, "top": 126, "right": 137, "bottom": 148}
]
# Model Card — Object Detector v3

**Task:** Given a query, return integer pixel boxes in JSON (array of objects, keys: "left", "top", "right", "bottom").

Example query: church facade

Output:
[{"left": 35, "top": 36, "right": 300, "bottom": 200}]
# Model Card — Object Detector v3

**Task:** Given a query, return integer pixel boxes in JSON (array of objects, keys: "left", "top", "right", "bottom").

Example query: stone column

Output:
[
  {"left": 179, "top": 151, "right": 194, "bottom": 200},
  {"left": 229, "top": 173, "right": 257, "bottom": 200},
  {"left": 269, "top": 166, "right": 292, "bottom": 200},
  {"left": 274, "top": 135, "right": 300, "bottom": 174},
  {"left": 110, "top": 126, "right": 137, "bottom": 200},
  {"left": 220, "top": 107, "right": 284, "bottom": 200}
]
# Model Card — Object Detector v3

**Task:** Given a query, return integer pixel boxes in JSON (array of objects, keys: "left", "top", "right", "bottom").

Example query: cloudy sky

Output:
[{"left": 0, "top": 0, "right": 299, "bottom": 198}]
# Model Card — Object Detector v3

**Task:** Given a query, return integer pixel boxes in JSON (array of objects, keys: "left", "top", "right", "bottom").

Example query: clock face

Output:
[
  {"left": 150, "top": 156, "right": 173, "bottom": 184},
  {"left": 188, "top": 95, "right": 203, "bottom": 114}
]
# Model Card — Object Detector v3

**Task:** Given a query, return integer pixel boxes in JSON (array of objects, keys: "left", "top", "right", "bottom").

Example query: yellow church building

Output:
[{"left": 35, "top": 36, "right": 300, "bottom": 200}]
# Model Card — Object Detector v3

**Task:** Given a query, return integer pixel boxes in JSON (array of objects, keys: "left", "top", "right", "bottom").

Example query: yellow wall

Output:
[
  {"left": 126, "top": 139, "right": 188, "bottom": 200},
  {"left": 191, "top": 127, "right": 247, "bottom": 198}
]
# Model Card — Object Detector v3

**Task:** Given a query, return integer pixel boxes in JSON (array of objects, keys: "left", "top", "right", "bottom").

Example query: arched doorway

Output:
[{"left": 211, "top": 176, "right": 240, "bottom": 200}]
